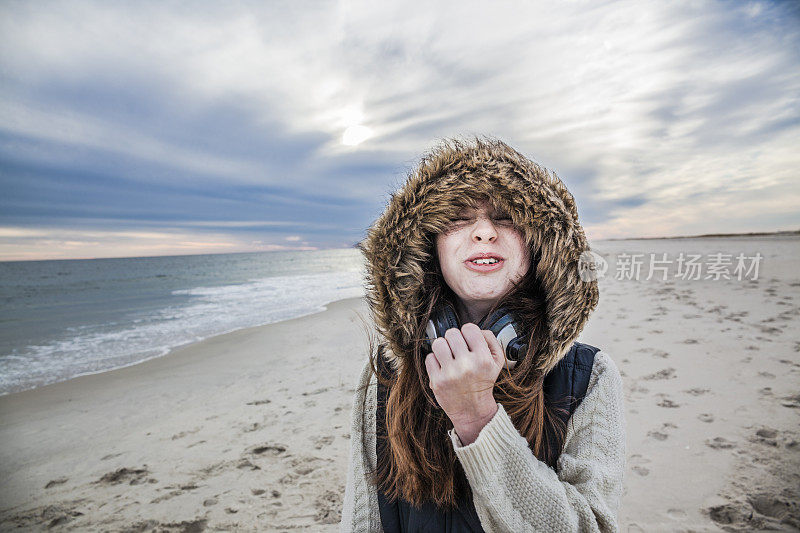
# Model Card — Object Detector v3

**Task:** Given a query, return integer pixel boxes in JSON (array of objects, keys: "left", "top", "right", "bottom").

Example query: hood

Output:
[{"left": 359, "top": 138, "right": 599, "bottom": 377}]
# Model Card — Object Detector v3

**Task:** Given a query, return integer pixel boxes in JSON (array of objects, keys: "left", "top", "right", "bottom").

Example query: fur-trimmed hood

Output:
[{"left": 359, "top": 138, "right": 599, "bottom": 377}]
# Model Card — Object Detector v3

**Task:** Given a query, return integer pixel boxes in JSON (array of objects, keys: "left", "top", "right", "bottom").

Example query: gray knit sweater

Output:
[{"left": 339, "top": 350, "right": 626, "bottom": 533}]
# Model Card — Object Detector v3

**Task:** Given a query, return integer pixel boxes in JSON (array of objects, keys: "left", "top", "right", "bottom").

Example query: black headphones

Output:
[{"left": 422, "top": 300, "right": 528, "bottom": 364}]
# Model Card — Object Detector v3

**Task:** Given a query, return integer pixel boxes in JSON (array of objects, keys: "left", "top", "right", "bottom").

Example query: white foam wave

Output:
[{"left": 0, "top": 271, "right": 366, "bottom": 395}]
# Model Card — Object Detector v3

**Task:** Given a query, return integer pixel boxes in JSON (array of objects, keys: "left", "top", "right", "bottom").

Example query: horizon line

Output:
[{"left": 2, "top": 229, "right": 798, "bottom": 263}]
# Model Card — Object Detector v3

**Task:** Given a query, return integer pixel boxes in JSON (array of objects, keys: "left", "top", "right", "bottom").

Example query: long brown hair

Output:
[{"left": 365, "top": 206, "right": 574, "bottom": 510}]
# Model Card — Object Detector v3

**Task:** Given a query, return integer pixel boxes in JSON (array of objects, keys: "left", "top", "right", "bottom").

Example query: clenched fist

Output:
[{"left": 424, "top": 322, "right": 505, "bottom": 445}]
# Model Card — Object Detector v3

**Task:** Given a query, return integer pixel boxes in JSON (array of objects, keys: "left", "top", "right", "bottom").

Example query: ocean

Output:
[{"left": 0, "top": 248, "right": 366, "bottom": 396}]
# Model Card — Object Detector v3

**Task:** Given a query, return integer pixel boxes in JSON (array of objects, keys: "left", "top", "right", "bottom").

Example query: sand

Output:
[
  {"left": 1, "top": 235, "right": 798, "bottom": 532},
  {"left": 0, "top": 297, "right": 372, "bottom": 531}
]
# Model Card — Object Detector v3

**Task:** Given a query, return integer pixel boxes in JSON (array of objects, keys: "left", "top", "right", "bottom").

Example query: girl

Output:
[{"left": 341, "top": 137, "right": 626, "bottom": 532}]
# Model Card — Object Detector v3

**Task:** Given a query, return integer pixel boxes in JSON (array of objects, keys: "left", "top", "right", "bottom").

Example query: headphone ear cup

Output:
[
  {"left": 423, "top": 301, "right": 461, "bottom": 352},
  {"left": 478, "top": 307, "right": 528, "bottom": 363}
]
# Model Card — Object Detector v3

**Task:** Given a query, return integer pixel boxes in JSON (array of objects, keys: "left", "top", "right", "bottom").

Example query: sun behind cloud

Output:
[{"left": 341, "top": 125, "right": 372, "bottom": 146}]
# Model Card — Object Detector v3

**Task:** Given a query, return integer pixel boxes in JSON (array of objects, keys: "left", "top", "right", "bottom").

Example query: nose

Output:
[{"left": 471, "top": 216, "right": 498, "bottom": 243}]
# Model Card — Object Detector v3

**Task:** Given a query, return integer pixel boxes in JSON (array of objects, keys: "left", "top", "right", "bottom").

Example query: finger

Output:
[
  {"left": 481, "top": 330, "right": 505, "bottom": 363},
  {"left": 424, "top": 351, "right": 440, "bottom": 375},
  {"left": 430, "top": 336, "right": 452, "bottom": 367},
  {"left": 443, "top": 327, "right": 470, "bottom": 359},
  {"left": 460, "top": 322, "right": 487, "bottom": 353}
]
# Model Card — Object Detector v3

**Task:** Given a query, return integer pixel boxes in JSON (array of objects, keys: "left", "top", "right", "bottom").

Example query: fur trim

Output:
[{"left": 359, "top": 137, "right": 599, "bottom": 376}]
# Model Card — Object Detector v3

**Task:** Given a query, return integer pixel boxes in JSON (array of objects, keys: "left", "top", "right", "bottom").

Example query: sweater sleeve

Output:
[
  {"left": 340, "top": 358, "right": 384, "bottom": 533},
  {"left": 447, "top": 350, "right": 627, "bottom": 533}
]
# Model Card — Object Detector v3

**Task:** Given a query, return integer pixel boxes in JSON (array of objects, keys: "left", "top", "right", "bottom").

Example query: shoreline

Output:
[
  {"left": 600, "top": 230, "right": 800, "bottom": 241},
  {"left": 0, "top": 295, "right": 370, "bottom": 529},
  {"left": 0, "top": 295, "right": 367, "bottom": 405},
  {"left": 1, "top": 295, "right": 367, "bottom": 398}
]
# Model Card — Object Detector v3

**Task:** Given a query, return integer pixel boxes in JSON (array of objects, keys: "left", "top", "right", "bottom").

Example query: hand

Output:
[{"left": 424, "top": 323, "right": 505, "bottom": 445}]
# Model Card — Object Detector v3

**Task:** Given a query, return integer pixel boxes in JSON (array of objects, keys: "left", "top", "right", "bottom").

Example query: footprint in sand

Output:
[
  {"left": 683, "top": 338, "right": 699, "bottom": 344},
  {"left": 627, "top": 453, "right": 652, "bottom": 476},
  {"left": 642, "top": 368, "right": 676, "bottom": 380},
  {"left": 302, "top": 387, "right": 331, "bottom": 396},
  {"left": 647, "top": 430, "right": 668, "bottom": 441},
  {"left": 628, "top": 453, "right": 649, "bottom": 463},
  {"left": 705, "top": 437, "right": 736, "bottom": 449},
  {"left": 100, "top": 452, "right": 123, "bottom": 461},
  {"left": 780, "top": 393, "right": 800, "bottom": 409},
  {"left": 315, "top": 489, "right": 343, "bottom": 524},
  {"left": 647, "top": 422, "right": 677, "bottom": 441},
  {"left": 758, "top": 371, "right": 776, "bottom": 379},
  {"left": 44, "top": 477, "right": 68, "bottom": 489},
  {"left": 626, "top": 383, "right": 649, "bottom": 396},
  {"left": 313, "top": 435, "right": 335, "bottom": 449},
  {"left": 751, "top": 428, "right": 779, "bottom": 447},
  {"left": 747, "top": 492, "right": 800, "bottom": 526},
  {"left": 171, "top": 427, "right": 200, "bottom": 440},
  {"left": 237, "top": 458, "right": 261, "bottom": 471},
  {"left": 249, "top": 443, "right": 288, "bottom": 456},
  {"left": 95, "top": 466, "right": 149, "bottom": 486},
  {"left": 656, "top": 396, "right": 680, "bottom": 408},
  {"left": 295, "top": 465, "right": 316, "bottom": 476},
  {"left": 666, "top": 508, "right": 687, "bottom": 520},
  {"left": 128, "top": 519, "right": 207, "bottom": 532},
  {"left": 683, "top": 387, "right": 711, "bottom": 396},
  {"left": 705, "top": 503, "right": 743, "bottom": 526},
  {"left": 246, "top": 399, "right": 272, "bottom": 406},
  {"left": 698, "top": 413, "right": 715, "bottom": 423}
]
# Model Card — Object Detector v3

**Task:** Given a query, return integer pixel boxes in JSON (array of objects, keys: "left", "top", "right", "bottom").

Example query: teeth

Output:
[{"left": 472, "top": 258, "right": 499, "bottom": 264}]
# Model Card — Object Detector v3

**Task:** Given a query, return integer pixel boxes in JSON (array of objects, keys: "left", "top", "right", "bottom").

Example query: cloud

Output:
[
  {"left": 0, "top": 226, "right": 318, "bottom": 261},
  {"left": 0, "top": 0, "right": 798, "bottom": 258}
]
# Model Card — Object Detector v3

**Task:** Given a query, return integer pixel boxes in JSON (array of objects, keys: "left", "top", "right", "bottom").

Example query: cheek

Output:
[
  {"left": 508, "top": 233, "right": 530, "bottom": 279},
  {"left": 435, "top": 235, "right": 457, "bottom": 275}
]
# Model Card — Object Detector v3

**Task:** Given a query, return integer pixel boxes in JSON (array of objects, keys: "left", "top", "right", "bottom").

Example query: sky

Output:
[{"left": 0, "top": 0, "right": 798, "bottom": 261}]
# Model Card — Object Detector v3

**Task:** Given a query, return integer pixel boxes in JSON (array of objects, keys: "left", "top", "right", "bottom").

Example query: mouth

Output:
[{"left": 464, "top": 253, "right": 505, "bottom": 272}]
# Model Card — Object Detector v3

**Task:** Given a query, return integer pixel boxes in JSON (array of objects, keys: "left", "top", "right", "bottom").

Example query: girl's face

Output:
[{"left": 435, "top": 199, "right": 530, "bottom": 323}]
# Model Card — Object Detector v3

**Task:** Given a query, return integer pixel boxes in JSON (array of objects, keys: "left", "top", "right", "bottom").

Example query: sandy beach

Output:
[
  {"left": 1, "top": 235, "right": 799, "bottom": 531},
  {"left": 0, "top": 297, "right": 371, "bottom": 531}
]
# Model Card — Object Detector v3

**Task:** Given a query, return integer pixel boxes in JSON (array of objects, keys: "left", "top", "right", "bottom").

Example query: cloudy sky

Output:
[{"left": 0, "top": 0, "right": 798, "bottom": 261}]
